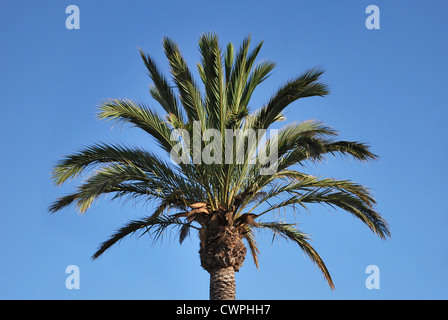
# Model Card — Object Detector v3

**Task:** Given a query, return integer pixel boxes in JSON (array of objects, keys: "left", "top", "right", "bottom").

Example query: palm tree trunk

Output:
[{"left": 209, "top": 267, "right": 236, "bottom": 300}]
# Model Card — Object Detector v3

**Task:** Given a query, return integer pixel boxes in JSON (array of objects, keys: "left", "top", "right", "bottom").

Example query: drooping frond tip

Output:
[{"left": 256, "top": 222, "right": 335, "bottom": 289}]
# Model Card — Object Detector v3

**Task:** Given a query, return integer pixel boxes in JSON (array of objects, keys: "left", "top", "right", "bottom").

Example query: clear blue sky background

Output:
[{"left": 1, "top": 0, "right": 447, "bottom": 299}]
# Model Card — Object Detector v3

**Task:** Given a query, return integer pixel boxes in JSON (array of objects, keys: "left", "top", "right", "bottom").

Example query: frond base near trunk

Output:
[{"left": 199, "top": 225, "right": 247, "bottom": 273}]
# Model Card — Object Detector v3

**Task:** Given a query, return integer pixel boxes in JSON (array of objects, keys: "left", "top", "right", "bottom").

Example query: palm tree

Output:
[{"left": 49, "top": 33, "right": 390, "bottom": 300}]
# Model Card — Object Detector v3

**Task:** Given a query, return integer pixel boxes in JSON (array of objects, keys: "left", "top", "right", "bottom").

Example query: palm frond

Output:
[
  {"left": 49, "top": 193, "right": 79, "bottom": 213},
  {"left": 256, "top": 221, "right": 334, "bottom": 289},
  {"left": 224, "top": 42, "right": 234, "bottom": 84},
  {"left": 97, "top": 98, "right": 175, "bottom": 154},
  {"left": 92, "top": 214, "right": 195, "bottom": 259},
  {"left": 198, "top": 32, "right": 226, "bottom": 132},
  {"left": 240, "top": 60, "right": 276, "bottom": 112},
  {"left": 251, "top": 67, "right": 329, "bottom": 130},
  {"left": 260, "top": 172, "right": 376, "bottom": 207},
  {"left": 257, "top": 188, "right": 390, "bottom": 239},
  {"left": 70, "top": 163, "right": 151, "bottom": 213},
  {"left": 321, "top": 140, "right": 378, "bottom": 161},
  {"left": 51, "top": 142, "right": 175, "bottom": 186},
  {"left": 163, "top": 37, "right": 206, "bottom": 129},
  {"left": 242, "top": 227, "right": 260, "bottom": 269},
  {"left": 226, "top": 35, "right": 252, "bottom": 114},
  {"left": 138, "top": 48, "right": 184, "bottom": 124}
]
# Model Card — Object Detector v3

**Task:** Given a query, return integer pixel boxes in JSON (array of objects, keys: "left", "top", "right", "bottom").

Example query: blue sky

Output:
[{"left": 1, "top": 0, "right": 447, "bottom": 299}]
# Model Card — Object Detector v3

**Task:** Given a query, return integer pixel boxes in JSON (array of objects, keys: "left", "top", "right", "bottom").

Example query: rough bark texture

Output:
[
  {"left": 199, "top": 223, "right": 247, "bottom": 300},
  {"left": 209, "top": 267, "right": 236, "bottom": 300}
]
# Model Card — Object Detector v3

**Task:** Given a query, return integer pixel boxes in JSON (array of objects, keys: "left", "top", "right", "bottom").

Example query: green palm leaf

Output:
[
  {"left": 251, "top": 67, "right": 329, "bottom": 130},
  {"left": 138, "top": 48, "right": 184, "bottom": 125},
  {"left": 97, "top": 98, "right": 175, "bottom": 154}
]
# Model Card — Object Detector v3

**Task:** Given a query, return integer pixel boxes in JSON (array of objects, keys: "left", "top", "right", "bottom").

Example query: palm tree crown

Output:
[{"left": 50, "top": 33, "right": 390, "bottom": 299}]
